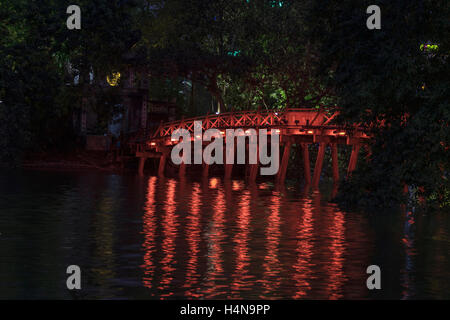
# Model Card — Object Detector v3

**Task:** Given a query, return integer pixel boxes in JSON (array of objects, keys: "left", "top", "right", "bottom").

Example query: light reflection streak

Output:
[
  {"left": 401, "top": 210, "right": 417, "bottom": 299},
  {"left": 142, "top": 176, "right": 157, "bottom": 289},
  {"left": 204, "top": 180, "right": 227, "bottom": 298},
  {"left": 184, "top": 183, "right": 202, "bottom": 298},
  {"left": 259, "top": 191, "right": 282, "bottom": 298},
  {"left": 326, "top": 204, "right": 347, "bottom": 300},
  {"left": 91, "top": 195, "right": 116, "bottom": 289},
  {"left": 292, "top": 197, "right": 314, "bottom": 298},
  {"left": 230, "top": 189, "right": 252, "bottom": 298},
  {"left": 158, "top": 179, "right": 178, "bottom": 299}
]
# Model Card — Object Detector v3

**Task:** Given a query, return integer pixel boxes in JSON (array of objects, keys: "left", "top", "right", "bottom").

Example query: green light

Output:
[
  {"left": 420, "top": 43, "right": 439, "bottom": 52},
  {"left": 271, "top": 1, "right": 283, "bottom": 7},
  {"left": 227, "top": 50, "right": 241, "bottom": 57}
]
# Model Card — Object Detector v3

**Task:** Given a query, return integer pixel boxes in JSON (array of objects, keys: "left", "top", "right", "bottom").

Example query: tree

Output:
[
  {"left": 0, "top": 0, "right": 139, "bottom": 164},
  {"left": 307, "top": 0, "right": 449, "bottom": 210},
  {"left": 135, "top": 0, "right": 332, "bottom": 113}
]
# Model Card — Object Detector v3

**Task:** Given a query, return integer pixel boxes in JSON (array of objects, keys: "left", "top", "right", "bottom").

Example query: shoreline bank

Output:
[{"left": 20, "top": 150, "right": 124, "bottom": 172}]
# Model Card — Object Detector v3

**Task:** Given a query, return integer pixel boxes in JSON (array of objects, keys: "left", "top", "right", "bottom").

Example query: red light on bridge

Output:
[
  {"left": 232, "top": 181, "right": 243, "bottom": 191},
  {"left": 210, "top": 178, "right": 219, "bottom": 189}
]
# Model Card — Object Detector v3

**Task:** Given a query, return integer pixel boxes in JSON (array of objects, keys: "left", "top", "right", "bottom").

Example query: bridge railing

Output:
[{"left": 149, "top": 108, "right": 339, "bottom": 140}]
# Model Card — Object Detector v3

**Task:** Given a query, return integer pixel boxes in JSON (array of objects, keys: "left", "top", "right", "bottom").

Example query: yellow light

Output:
[
  {"left": 209, "top": 178, "right": 218, "bottom": 189},
  {"left": 338, "top": 131, "right": 346, "bottom": 135},
  {"left": 307, "top": 130, "right": 314, "bottom": 134},
  {"left": 150, "top": 142, "right": 156, "bottom": 146},
  {"left": 106, "top": 72, "right": 121, "bottom": 86},
  {"left": 232, "top": 181, "right": 242, "bottom": 190}
]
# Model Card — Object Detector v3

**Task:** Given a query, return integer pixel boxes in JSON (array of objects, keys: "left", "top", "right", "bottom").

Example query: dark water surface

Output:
[{"left": 1, "top": 170, "right": 449, "bottom": 299}]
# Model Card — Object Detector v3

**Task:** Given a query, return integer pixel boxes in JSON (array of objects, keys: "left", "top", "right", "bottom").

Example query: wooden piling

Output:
[
  {"left": 158, "top": 154, "right": 166, "bottom": 177},
  {"left": 224, "top": 143, "right": 234, "bottom": 179},
  {"left": 277, "top": 141, "right": 291, "bottom": 184},
  {"left": 179, "top": 162, "right": 186, "bottom": 177},
  {"left": 347, "top": 144, "right": 360, "bottom": 176},
  {"left": 202, "top": 163, "right": 210, "bottom": 178},
  {"left": 312, "top": 143, "right": 326, "bottom": 189},
  {"left": 302, "top": 143, "right": 311, "bottom": 185},
  {"left": 138, "top": 157, "right": 146, "bottom": 176},
  {"left": 331, "top": 143, "right": 339, "bottom": 184},
  {"left": 249, "top": 163, "right": 258, "bottom": 182},
  {"left": 224, "top": 164, "right": 233, "bottom": 179}
]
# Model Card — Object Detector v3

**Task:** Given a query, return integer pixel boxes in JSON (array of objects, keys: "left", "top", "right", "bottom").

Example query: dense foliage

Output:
[
  {"left": 306, "top": 0, "right": 449, "bottom": 210},
  {"left": 135, "top": 1, "right": 333, "bottom": 112},
  {"left": 0, "top": 0, "right": 138, "bottom": 164}
]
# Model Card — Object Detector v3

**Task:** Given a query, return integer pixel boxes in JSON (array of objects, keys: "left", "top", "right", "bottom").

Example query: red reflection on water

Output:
[
  {"left": 142, "top": 176, "right": 157, "bottom": 289},
  {"left": 292, "top": 197, "right": 315, "bottom": 298},
  {"left": 204, "top": 181, "right": 227, "bottom": 298},
  {"left": 232, "top": 180, "right": 243, "bottom": 191},
  {"left": 258, "top": 183, "right": 270, "bottom": 190},
  {"left": 230, "top": 189, "right": 252, "bottom": 298},
  {"left": 326, "top": 205, "right": 346, "bottom": 300},
  {"left": 401, "top": 210, "right": 417, "bottom": 299},
  {"left": 159, "top": 179, "right": 178, "bottom": 299},
  {"left": 259, "top": 192, "right": 282, "bottom": 298},
  {"left": 184, "top": 183, "right": 202, "bottom": 298}
]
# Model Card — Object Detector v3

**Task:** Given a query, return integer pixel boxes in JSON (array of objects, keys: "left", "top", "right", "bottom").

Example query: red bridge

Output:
[{"left": 130, "top": 108, "right": 370, "bottom": 188}]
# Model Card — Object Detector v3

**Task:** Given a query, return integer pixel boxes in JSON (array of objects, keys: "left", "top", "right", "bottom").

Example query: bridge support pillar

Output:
[
  {"left": 224, "top": 164, "right": 233, "bottom": 179},
  {"left": 224, "top": 142, "right": 234, "bottom": 179},
  {"left": 312, "top": 143, "right": 326, "bottom": 189},
  {"left": 158, "top": 154, "right": 166, "bottom": 177},
  {"left": 277, "top": 141, "right": 291, "bottom": 184},
  {"left": 347, "top": 144, "right": 360, "bottom": 176},
  {"left": 203, "top": 163, "right": 210, "bottom": 178},
  {"left": 331, "top": 143, "right": 339, "bottom": 185},
  {"left": 179, "top": 163, "right": 186, "bottom": 177},
  {"left": 249, "top": 163, "right": 258, "bottom": 182},
  {"left": 364, "top": 144, "right": 372, "bottom": 160},
  {"left": 302, "top": 143, "right": 311, "bottom": 185},
  {"left": 138, "top": 157, "right": 146, "bottom": 176}
]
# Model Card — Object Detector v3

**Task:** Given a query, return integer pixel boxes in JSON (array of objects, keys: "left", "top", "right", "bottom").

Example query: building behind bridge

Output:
[{"left": 71, "top": 67, "right": 176, "bottom": 151}]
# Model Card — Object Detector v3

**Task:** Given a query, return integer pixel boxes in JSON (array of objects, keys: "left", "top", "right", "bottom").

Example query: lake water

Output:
[{"left": 1, "top": 169, "right": 449, "bottom": 299}]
